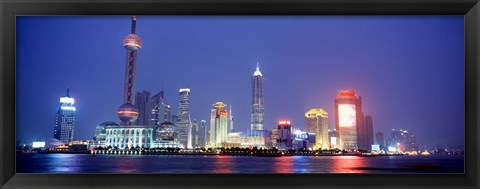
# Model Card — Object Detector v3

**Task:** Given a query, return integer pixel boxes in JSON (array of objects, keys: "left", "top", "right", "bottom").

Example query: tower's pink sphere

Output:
[
  {"left": 123, "top": 34, "right": 142, "bottom": 50},
  {"left": 117, "top": 103, "right": 139, "bottom": 123}
]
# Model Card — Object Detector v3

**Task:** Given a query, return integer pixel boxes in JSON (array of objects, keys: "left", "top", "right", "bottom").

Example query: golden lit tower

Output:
[
  {"left": 117, "top": 16, "right": 142, "bottom": 126},
  {"left": 209, "top": 102, "right": 228, "bottom": 147},
  {"left": 305, "top": 108, "right": 329, "bottom": 150}
]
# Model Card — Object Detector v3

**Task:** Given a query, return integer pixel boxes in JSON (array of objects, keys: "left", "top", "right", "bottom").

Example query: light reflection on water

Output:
[{"left": 17, "top": 153, "right": 464, "bottom": 174}]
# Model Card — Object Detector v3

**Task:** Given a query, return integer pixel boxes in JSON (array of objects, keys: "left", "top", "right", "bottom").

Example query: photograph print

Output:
[{"left": 16, "top": 15, "right": 464, "bottom": 174}]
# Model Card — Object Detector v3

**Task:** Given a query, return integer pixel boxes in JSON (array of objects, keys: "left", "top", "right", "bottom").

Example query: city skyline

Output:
[{"left": 16, "top": 16, "right": 464, "bottom": 148}]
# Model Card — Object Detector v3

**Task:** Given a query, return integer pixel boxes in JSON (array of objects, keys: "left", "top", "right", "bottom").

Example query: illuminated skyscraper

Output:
[
  {"left": 276, "top": 120, "right": 293, "bottom": 150},
  {"left": 135, "top": 90, "right": 151, "bottom": 126},
  {"left": 151, "top": 90, "right": 171, "bottom": 126},
  {"left": 53, "top": 88, "right": 76, "bottom": 143},
  {"left": 117, "top": 16, "right": 142, "bottom": 126},
  {"left": 251, "top": 62, "right": 264, "bottom": 130},
  {"left": 229, "top": 104, "right": 234, "bottom": 132},
  {"left": 198, "top": 120, "right": 207, "bottom": 148},
  {"left": 191, "top": 120, "right": 199, "bottom": 148},
  {"left": 209, "top": 102, "right": 228, "bottom": 147},
  {"left": 176, "top": 88, "right": 192, "bottom": 148},
  {"left": 334, "top": 90, "right": 365, "bottom": 150},
  {"left": 386, "top": 129, "right": 418, "bottom": 152},
  {"left": 305, "top": 108, "right": 329, "bottom": 150}
]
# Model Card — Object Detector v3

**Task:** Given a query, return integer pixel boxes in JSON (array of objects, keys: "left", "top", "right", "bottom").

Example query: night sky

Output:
[{"left": 16, "top": 16, "right": 464, "bottom": 148}]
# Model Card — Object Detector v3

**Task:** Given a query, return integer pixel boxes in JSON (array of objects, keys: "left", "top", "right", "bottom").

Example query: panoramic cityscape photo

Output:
[{"left": 16, "top": 16, "right": 464, "bottom": 174}]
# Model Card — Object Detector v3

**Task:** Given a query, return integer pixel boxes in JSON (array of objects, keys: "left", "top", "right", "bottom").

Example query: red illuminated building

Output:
[
  {"left": 276, "top": 120, "right": 293, "bottom": 150},
  {"left": 334, "top": 90, "right": 366, "bottom": 150}
]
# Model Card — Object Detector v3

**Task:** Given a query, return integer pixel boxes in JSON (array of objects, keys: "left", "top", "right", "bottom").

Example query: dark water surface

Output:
[{"left": 17, "top": 153, "right": 463, "bottom": 174}]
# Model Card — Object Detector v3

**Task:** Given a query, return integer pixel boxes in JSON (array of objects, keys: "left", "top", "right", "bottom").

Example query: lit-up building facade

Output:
[
  {"left": 53, "top": 88, "right": 76, "bottom": 143},
  {"left": 229, "top": 104, "right": 234, "bottom": 132},
  {"left": 305, "top": 108, "right": 329, "bottom": 150},
  {"left": 153, "top": 122, "right": 180, "bottom": 148},
  {"left": 197, "top": 120, "right": 207, "bottom": 148},
  {"left": 241, "top": 129, "right": 272, "bottom": 149},
  {"left": 105, "top": 125, "right": 155, "bottom": 149},
  {"left": 251, "top": 63, "right": 265, "bottom": 130},
  {"left": 209, "top": 102, "right": 228, "bottom": 147},
  {"left": 386, "top": 129, "right": 418, "bottom": 152},
  {"left": 151, "top": 90, "right": 171, "bottom": 125},
  {"left": 92, "top": 121, "right": 118, "bottom": 147},
  {"left": 176, "top": 88, "right": 192, "bottom": 148},
  {"left": 328, "top": 129, "right": 340, "bottom": 149},
  {"left": 292, "top": 128, "right": 316, "bottom": 150},
  {"left": 276, "top": 120, "right": 293, "bottom": 150},
  {"left": 334, "top": 90, "right": 365, "bottom": 150}
]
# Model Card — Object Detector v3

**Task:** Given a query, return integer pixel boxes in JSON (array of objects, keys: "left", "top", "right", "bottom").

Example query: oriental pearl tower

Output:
[{"left": 117, "top": 16, "right": 142, "bottom": 126}]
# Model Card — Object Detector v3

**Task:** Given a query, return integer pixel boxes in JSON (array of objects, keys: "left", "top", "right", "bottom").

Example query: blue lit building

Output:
[{"left": 53, "top": 88, "right": 76, "bottom": 143}]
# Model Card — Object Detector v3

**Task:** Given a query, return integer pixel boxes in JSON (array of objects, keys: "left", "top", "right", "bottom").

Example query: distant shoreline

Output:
[{"left": 17, "top": 150, "right": 419, "bottom": 157}]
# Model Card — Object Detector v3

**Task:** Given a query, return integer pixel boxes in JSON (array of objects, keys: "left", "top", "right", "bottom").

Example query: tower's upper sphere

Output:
[
  {"left": 117, "top": 103, "right": 139, "bottom": 123},
  {"left": 123, "top": 34, "right": 142, "bottom": 51}
]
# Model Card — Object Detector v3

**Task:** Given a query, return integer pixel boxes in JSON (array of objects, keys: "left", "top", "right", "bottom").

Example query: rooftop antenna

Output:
[{"left": 131, "top": 16, "right": 137, "bottom": 34}]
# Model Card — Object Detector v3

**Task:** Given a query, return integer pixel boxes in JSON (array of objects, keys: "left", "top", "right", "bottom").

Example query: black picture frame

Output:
[{"left": 1, "top": 0, "right": 479, "bottom": 188}]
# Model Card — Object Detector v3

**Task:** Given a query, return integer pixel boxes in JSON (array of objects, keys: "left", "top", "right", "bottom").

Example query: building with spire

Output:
[
  {"left": 117, "top": 16, "right": 142, "bottom": 126},
  {"left": 103, "top": 16, "right": 157, "bottom": 150},
  {"left": 251, "top": 62, "right": 265, "bottom": 131},
  {"left": 209, "top": 102, "right": 228, "bottom": 147},
  {"left": 53, "top": 88, "right": 76, "bottom": 143}
]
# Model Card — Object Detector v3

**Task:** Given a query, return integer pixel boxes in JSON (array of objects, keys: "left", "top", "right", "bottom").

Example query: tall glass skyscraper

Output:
[
  {"left": 251, "top": 63, "right": 264, "bottom": 130},
  {"left": 151, "top": 90, "right": 171, "bottom": 126},
  {"left": 176, "top": 88, "right": 192, "bottom": 148},
  {"left": 209, "top": 102, "right": 228, "bottom": 147},
  {"left": 53, "top": 88, "right": 76, "bottom": 143},
  {"left": 305, "top": 108, "right": 329, "bottom": 150}
]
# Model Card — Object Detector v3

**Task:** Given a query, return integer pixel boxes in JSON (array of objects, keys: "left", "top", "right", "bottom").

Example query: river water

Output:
[{"left": 16, "top": 153, "right": 464, "bottom": 174}]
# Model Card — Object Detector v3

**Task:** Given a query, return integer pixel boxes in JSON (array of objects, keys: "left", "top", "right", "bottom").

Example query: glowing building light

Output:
[
  {"left": 61, "top": 106, "right": 76, "bottom": 111},
  {"left": 388, "top": 147, "right": 397, "bottom": 152},
  {"left": 338, "top": 90, "right": 356, "bottom": 97},
  {"left": 338, "top": 104, "right": 356, "bottom": 127},
  {"left": 60, "top": 97, "right": 75, "bottom": 104},
  {"left": 330, "top": 137, "right": 337, "bottom": 146},
  {"left": 179, "top": 88, "right": 190, "bottom": 93},
  {"left": 32, "top": 142, "right": 46, "bottom": 148}
]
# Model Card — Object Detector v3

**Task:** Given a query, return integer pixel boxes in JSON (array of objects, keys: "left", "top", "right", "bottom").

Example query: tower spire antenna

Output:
[
  {"left": 256, "top": 61, "right": 259, "bottom": 71},
  {"left": 66, "top": 87, "right": 70, "bottom": 97},
  {"left": 131, "top": 16, "right": 137, "bottom": 34}
]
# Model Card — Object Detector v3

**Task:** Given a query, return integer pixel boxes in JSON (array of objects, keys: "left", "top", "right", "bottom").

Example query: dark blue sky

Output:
[{"left": 16, "top": 16, "right": 464, "bottom": 148}]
